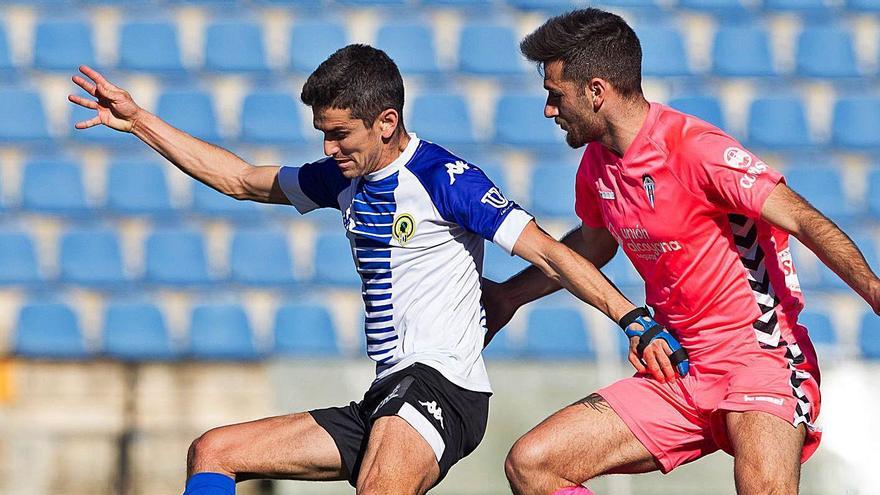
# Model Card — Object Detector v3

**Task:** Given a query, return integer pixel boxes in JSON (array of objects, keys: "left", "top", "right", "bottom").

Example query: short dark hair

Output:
[
  {"left": 301, "top": 44, "right": 405, "bottom": 127},
  {"left": 520, "top": 8, "right": 643, "bottom": 98}
]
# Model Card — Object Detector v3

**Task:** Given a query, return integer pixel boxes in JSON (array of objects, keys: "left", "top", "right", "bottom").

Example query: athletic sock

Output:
[
  {"left": 183, "top": 472, "right": 235, "bottom": 495},
  {"left": 552, "top": 486, "right": 595, "bottom": 495}
]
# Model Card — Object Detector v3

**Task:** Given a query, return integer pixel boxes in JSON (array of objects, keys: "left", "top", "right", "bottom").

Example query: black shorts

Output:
[{"left": 309, "top": 363, "right": 491, "bottom": 487}]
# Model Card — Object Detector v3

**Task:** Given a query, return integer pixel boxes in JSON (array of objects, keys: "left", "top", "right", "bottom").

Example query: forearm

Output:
[{"left": 131, "top": 111, "right": 255, "bottom": 199}]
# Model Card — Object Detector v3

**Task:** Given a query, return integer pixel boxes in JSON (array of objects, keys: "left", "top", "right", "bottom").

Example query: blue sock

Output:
[{"left": 183, "top": 472, "right": 235, "bottom": 495}]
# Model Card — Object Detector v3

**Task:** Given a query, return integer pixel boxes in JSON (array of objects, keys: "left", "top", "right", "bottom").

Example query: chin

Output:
[{"left": 565, "top": 133, "right": 587, "bottom": 149}]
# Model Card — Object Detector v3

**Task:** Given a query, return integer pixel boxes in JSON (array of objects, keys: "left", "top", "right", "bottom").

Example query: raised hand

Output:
[{"left": 68, "top": 65, "right": 143, "bottom": 132}]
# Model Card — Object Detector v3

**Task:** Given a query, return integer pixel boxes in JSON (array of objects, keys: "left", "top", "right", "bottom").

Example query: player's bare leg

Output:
[
  {"left": 187, "top": 412, "right": 345, "bottom": 482},
  {"left": 505, "top": 393, "right": 660, "bottom": 495},
  {"left": 355, "top": 415, "right": 440, "bottom": 495},
  {"left": 726, "top": 411, "right": 805, "bottom": 495}
]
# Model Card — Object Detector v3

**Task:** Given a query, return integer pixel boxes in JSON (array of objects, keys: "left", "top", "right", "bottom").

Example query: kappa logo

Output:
[
  {"left": 642, "top": 174, "right": 656, "bottom": 209},
  {"left": 392, "top": 213, "right": 416, "bottom": 245},
  {"left": 481, "top": 187, "right": 509, "bottom": 209},
  {"left": 419, "top": 400, "right": 444, "bottom": 429},
  {"left": 445, "top": 160, "right": 470, "bottom": 185}
]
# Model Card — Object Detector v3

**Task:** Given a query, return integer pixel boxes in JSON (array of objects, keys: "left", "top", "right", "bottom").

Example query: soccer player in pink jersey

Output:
[{"left": 483, "top": 8, "right": 880, "bottom": 495}]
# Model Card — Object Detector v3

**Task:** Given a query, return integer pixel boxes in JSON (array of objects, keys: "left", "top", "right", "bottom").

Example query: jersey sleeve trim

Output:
[
  {"left": 277, "top": 166, "right": 320, "bottom": 214},
  {"left": 493, "top": 209, "right": 533, "bottom": 255}
]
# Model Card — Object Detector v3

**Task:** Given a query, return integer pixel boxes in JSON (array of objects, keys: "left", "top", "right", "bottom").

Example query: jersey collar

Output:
[
  {"left": 364, "top": 133, "right": 420, "bottom": 182},
  {"left": 620, "top": 102, "right": 662, "bottom": 165}
]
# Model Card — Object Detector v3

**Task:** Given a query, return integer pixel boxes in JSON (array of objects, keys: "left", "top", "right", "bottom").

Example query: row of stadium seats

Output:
[
  {"left": 0, "top": 157, "right": 877, "bottom": 223},
  {"left": 7, "top": 89, "right": 880, "bottom": 150},
  {"left": 12, "top": 300, "right": 875, "bottom": 362},
  {"left": 2, "top": 19, "right": 879, "bottom": 79}
]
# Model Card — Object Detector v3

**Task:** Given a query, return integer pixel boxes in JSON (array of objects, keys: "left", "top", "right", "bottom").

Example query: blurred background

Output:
[{"left": 0, "top": 0, "right": 878, "bottom": 493}]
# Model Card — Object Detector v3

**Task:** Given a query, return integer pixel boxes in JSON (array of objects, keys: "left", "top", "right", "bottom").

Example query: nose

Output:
[
  {"left": 544, "top": 102, "right": 558, "bottom": 119},
  {"left": 323, "top": 140, "right": 339, "bottom": 157}
]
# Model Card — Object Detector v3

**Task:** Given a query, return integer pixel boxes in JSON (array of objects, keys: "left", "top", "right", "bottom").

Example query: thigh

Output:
[
  {"left": 189, "top": 412, "right": 346, "bottom": 481},
  {"left": 725, "top": 410, "right": 806, "bottom": 495},
  {"left": 356, "top": 415, "right": 440, "bottom": 495}
]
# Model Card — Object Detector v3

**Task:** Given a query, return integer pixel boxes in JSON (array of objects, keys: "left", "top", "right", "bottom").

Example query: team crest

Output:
[
  {"left": 642, "top": 174, "right": 656, "bottom": 209},
  {"left": 392, "top": 213, "right": 416, "bottom": 245}
]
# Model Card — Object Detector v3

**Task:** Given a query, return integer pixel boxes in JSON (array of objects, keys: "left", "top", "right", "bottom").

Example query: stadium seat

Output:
[
  {"left": 458, "top": 24, "right": 524, "bottom": 75},
  {"left": 189, "top": 304, "right": 260, "bottom": 360},
  {"left": 240, "top": 91, "right": 305, "bottom": 144},
  {"left": 229, "top": 230, "right": 296, "bottom": 285},
  {"left": 422, "top": 0, "right": 491, "bottom": 6},
  {"left": 524, "top": 307, "right": 594, "bottom": 359},
  {"left": 785, "top": 166, "right": 849, "bottom": 223},
  {"left": 119, "top": 21, "right": 185, "bottom": 74},
  {"left": 103, "top": 302, "right": 176, "bottom": 361},
  {"left": 668, "top": 96, "right": 726, "bottom": 130},
  {"left": 0, "top": 23, "right": 13, "bottom": 75},
  {"left": 106, "top": 160, "right": 174, "bottom": 216},
  {"left": 69, "top": 104, "right": 139, "bottom": 146},
  {"left": 410, "top": 93, "right": 475, "bottom": 145},
  {"left": 796, "top": 27, "right": 859, "bottom": 78},
  {"left": 764, "top": 0, "right": 831, "bottom": 14},
  {"left": 831, "top": 97, "right": 880, "bottom": 150},
  {"left": 313, "top": 232, "right": 360, "bottom": 286},
  {"left": 22, "top": 159, "right": 89, "bottom": 215},
  {"left": 15, "top": 302, "right": 89, "bottom": 359},
  {"left": 747, "top": 97, "right": 811, "bottom": 149},
  {"left": 637, "top": 26, "right": 690, "bottom": 77},
  {"left": 798, "top": 309, "right": 836, "bottom": 348},
  {"left": 0, "top": 231, "right": 41, "bottom": 284},
  {"left": 859, "top": 312, "right": 880, "bottom": 359},
  {"left": 494, "top": 94, "right": 562, "bottom": 146},
  {"left": 867, "top": 168, "right": 880, "bottom": 218},
  {"left": 59, "top": 228, "right": 126, "bottom": 286},
  {"left": 204, "top": 21, "right": 268, "bottom": 73},
  {"left": 0, "top": 89, "right": 49, "bottom": 142},
  {"left": 712, "top": 26, "right": 776, "bottom": 77},
  {"left": 144, "top": 229, "right": 211, "bottom": 285},
  {"left": 289, "top": 21, "right": 348, "bottom": 74},
  {"left": 156, "top": 89, "right": 219, "bottom": 141},
  {"left": 679, "top": 0, "right": 751, "bottom": 16},
  {"left": 506, "top": 0, "right": 574, "bottom": 10},
  {"left": 274, "top": 303, "right": 340, "bottom": 356},
  {"left": 191, "top": 181, "right": 261, "bottom": 220},
  {"left": 529, "top": 162, "right": 576, "bottom": 219},
  {"left": 34, "top": 20, "right": 95, "bottom": 71},
  {"left": 848, "top": 0, "right": 880, "bottom": 11},
  {"left": 376, "top": 24, "right": 439, "bottom": 75}
]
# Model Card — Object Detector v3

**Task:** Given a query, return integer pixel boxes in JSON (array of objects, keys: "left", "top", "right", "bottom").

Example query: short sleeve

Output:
[
  {"left": 278, "top": 158, "right": 350, "bottom": 214},
  {"left": 574, "top": 153, "right": 604, "bottom": 228},
  {"left": 688, "top": 131, "right": 784, "bottom": 217}
]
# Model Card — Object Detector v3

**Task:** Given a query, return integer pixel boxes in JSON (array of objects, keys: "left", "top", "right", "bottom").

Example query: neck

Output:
[
  {"left": 600, "top": 97, "right": 650, "bottom": 157},
  {"left": 372, "top": 130, "right": 411, "bottom": 173}
]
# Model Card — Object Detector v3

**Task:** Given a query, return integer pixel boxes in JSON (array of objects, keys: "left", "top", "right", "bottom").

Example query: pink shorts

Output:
[{"left": 598, "top": 365, "right": 821, "bottom": 473}]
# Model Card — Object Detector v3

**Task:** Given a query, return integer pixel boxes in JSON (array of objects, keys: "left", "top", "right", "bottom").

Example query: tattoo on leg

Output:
[{"left": 573, "top": 393, "right": 609, "bottom": 412}]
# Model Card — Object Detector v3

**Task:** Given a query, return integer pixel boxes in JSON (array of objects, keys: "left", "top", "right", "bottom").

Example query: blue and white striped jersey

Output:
[{"left": 278, "top": 135, "right": 532, "bottom": 392}]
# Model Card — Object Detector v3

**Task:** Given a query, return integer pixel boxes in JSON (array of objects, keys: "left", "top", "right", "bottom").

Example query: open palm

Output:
[{"left": 68, "top": 65, "right": 142, "bottom": 132}]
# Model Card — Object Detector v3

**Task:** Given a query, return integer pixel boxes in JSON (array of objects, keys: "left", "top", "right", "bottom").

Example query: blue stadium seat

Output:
[
  {"left": 189, "top": 304, "right": 260, "bottom": 360},
  {"left": 524, "top": 307, "right": 594, "bottom": 359},
  {"left": 313, "top": 232, "right": 360, "bottom": 286},
  {"left": 422, "top": 0, "right": 491, "bottom": 6},
  {"left": 785, "top": 166, "right": 849, "bottom": 223},
  {"left": 831, "top": 97, "right": 880, "bottom": 150},
  {"left": 796, "top": 27, "right": 859, "bottom": 78},
  {"left": 119, "top": 21, "right": 184, "bottom": 74},
  {"left": 274, "top": 303, "right": 339, "bottom": 356},
  {"left": 764, "top": 0, "right": 831, "bottom": 14},
  {"left": 34, "top": 20, "right": 95, "bottom": 71},
  {"left": 798, "top": 309, "right": 836, "bottom": 347},
  {"left": 376, "top": 24, "right": 439, "bottom": 75},
  {"left": 240, "top": 91, "right": 304, "bottom": 144},
  {"left": 712, "top": 26, "right": 776, "bottom": 77},
  {"left": 668, "top": 96, "right": 726, "bottom": 130},
  {"left": 144, "top": 229, "right": 211, "bottom": 285},
  {"left": 289, "top": 21, "right": 348, "bottom": 74},
  {"left": 848, "top": 0, "right": 880, "bottom": 11},
  {"left": 59, "top": 228, "right": 125, "bottom": 286},
  {"left": 156, "top": 90, "right": 219, "bottom": 141},
  {"left": 483, "top": 242, "right": 529, "bottom": 282},
  {"left": 191, "top": 181, "right": 261, "bottom": 220},
  {"left": 458, "top": 24, "right": 524, "bottom": 75},
  {"left": 0, "top": 89, "right": 49, "bottom": 142},
  {"left": 68, "top": 104, "right": 139, "bottom": 146},
  {"left": 103, "top": 302, "right": 176, "bottom": 361},
  {"left": 0, "top": 232, "right": 40, "bottom": 284},
  {"left": 747, "top": 97, "right": 811, "bottom": 149},
  {"left": 0, "top": 23, "right": 13, "bottom": 75},
  {"left": 637, "top": 26, "right": 690, "bottom": 77},
  {"left": 506, "top": 0, "right": 573, "bottom": 10},
  {"left": 106, "top": 160, "right": 174, "bottom": 216},
  {"left": 15, "top": 302, "right": 89, "bottom": 359},
  {"left": 867, "top": 168, "right": 880, "bottom": 218},
  {"left": 530, "top": 163, "right": 576, "bottom": 219},
  {"left": 679, "top": 0, "right": 751, "bottom": 15},
  {"left": 410, "top": 93, "right": 475, "bottom": 145},
  {"left": 230, "top": 230, "right": 295, "bottom": 285},
  {"left": 22, "top": 159, "right": 89, "bottom": 215},
  {"left": 494, "top": 94, "right": 562, "bottom": 146},
  {"left": 204, "top": 21, "right": 268, "bottom": 73},
  {"left": 859, "top": 312, "right": 880, "bottom": 359}
]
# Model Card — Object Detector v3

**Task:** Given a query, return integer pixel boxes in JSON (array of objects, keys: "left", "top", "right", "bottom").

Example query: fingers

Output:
[
  {"left": 79, "top": 65, "right": 109, "bottom": 86},
  {"left": 68, "top": 94, "right": 98, "bottom": 110},
  {"left": 74, "top": 115, "right": 101, "bottom": 129},
  {"left": 71, "top": 75, "right": 97, "bottom": 97},
  {"left": 645, "top": 340, "right": 676, "bottom": 382},
  {"left": 642, "top": 348, "right": 667, "bottom": 382},
  {"left": 628, "top": 337, "right": 646, "bottom": 374}
]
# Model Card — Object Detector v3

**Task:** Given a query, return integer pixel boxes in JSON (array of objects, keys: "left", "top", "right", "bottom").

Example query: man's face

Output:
[
  {"left": 542, "top": 60, "right": 601, "bottom": 148},
  {"left": 313, "top": 107, "right": 384, "bottom": 179}
]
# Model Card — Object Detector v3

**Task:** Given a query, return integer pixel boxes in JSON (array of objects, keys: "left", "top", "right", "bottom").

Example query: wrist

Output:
[{"left": 128, "top": 107, "right": 149, "bottom": 135}]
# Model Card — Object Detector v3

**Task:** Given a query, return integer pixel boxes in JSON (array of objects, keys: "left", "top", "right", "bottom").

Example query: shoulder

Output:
[
  {"left": 405, "top": 140, "right": 491, "bottom": 191},
  {"left": 299, "top": 157, "right": 349, "bottom": 188}
]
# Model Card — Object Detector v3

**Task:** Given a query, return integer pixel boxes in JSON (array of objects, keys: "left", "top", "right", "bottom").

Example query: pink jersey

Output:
[{"left": 576, "top": 103, "right": 818, "bottom": 381}]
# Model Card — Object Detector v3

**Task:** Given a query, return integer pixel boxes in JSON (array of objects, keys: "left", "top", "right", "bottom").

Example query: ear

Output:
[
  {"left": 587, "top": 78, "right": 608, "bottom": 112},
  {"left": 376, "top": 109, "right": 399, "bottom": 139}
]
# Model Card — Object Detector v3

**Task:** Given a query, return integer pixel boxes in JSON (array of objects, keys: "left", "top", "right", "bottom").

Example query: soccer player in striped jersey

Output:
[
  {"left": 68, "top": 44, "right": 683, "bottom": 495},
  {"left": 484, "top": 9, "right": 880, "bottom": 495}
]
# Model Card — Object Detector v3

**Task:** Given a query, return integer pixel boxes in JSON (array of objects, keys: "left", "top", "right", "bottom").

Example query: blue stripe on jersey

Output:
[{"left": 351, "top": 172, "right": 400, "bottom": 364}]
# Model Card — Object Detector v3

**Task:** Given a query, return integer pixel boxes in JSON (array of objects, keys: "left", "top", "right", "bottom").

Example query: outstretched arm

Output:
[
  {"left": 68, "top": 65, "right": 289, "bottom": 204},
  {"left": 761, "top": 183, "right": 880, "bottom": 314}
]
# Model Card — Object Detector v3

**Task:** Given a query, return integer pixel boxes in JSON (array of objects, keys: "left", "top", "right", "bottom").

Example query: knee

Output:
[{"left": 505, "top": 435, "right": 553, "bottom": 489}]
